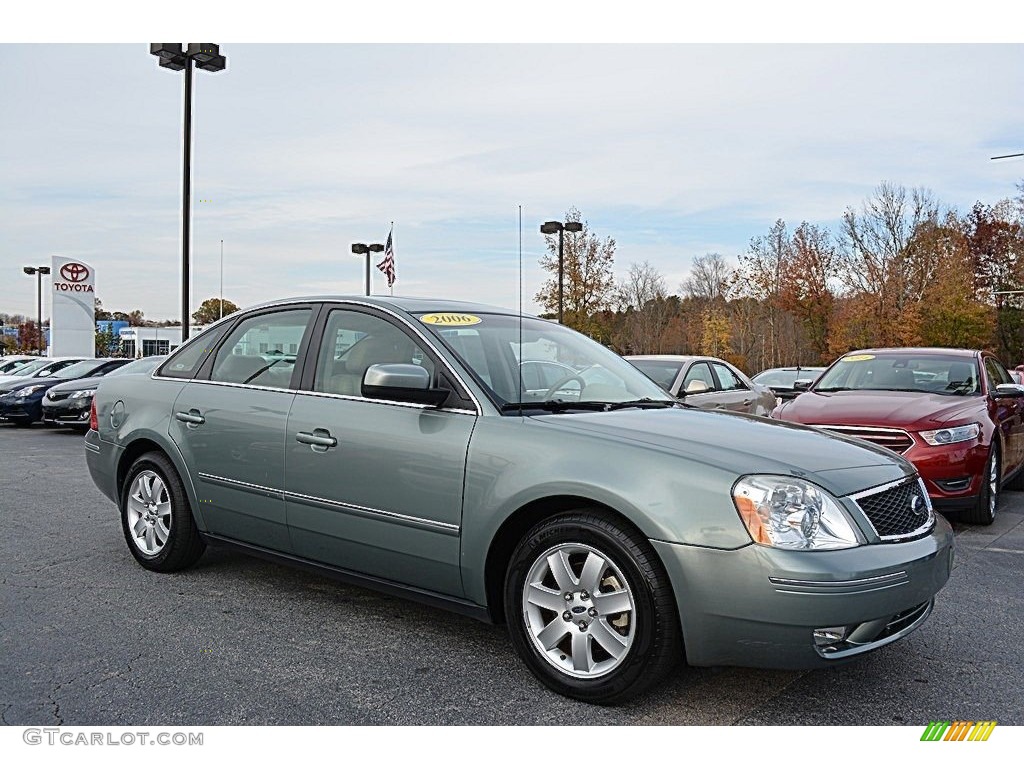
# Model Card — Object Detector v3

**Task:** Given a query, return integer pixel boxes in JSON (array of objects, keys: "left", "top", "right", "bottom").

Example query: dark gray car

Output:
[{"left": 84, "top": 297, "right": 953, "bottom": 703}]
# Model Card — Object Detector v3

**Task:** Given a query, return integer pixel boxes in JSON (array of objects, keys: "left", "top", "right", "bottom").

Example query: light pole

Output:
[
  {"left": 219, "top": 239, "right": 224, "bottom": 320},
  {"left": 22, "top": 265, "right": 51, "bottom": 355},
  {"left": 540, "top": 220, "right": 583, "bottom": 324},
  {"left": 351, "top": 243, "right": 385, "bottom": 296},
  {"left": 149, "top": 43, "right": 227, "bottom": 342}
]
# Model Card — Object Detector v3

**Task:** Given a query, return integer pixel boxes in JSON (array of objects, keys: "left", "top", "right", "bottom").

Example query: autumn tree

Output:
[
  {"left": 736, "top": 219, "right": 791, "bottom": 368},
  {"left": 699, "top": 308, "right": 732, "bottom": 359},
  {"left": 780, "top": 222, "right": 838, "bottom": 364},
  {"left": 964, "top": 201, "right": 1024, "bottom": 362},
  {"left": 535, "top": 208, "right": 616, "bottom": 335},
  {"left": 837, "top": 182, "right": 940, "bottom": 345},
  {"left": 614, "top": 261, "right": 673, "bottom": 354},
  {"left": 192, "top": 297, "right": 240, "bottom": 325}
]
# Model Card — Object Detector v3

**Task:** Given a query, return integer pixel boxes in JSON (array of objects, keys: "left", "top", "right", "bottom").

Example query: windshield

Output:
[
  {"left": 52, "top": 360, "right": 105, "bottom": 379},
  {"left": 107, "top": 356, "right": 165, "bottom": 377},
  {"left": 754, "top": 368, "right": 824, "bottom": 387},
  {"left": 814, "top": 353, "right": 980, "bottom": 396},
  {"left": 415, "top": 312, "right": 673, "bottom": 410},
  {"left": 7, "top": 359, "right": 52, "bottom": 377}
]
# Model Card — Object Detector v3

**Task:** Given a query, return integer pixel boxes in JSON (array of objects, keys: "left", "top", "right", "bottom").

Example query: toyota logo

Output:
[{"left": 59, "top": 262, "right": 90, "bottom": 283}]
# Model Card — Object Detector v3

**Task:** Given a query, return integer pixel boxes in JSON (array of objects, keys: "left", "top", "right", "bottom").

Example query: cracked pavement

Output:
[{"left": 2, "top": 424, "right": 1022, "bottom": 725}]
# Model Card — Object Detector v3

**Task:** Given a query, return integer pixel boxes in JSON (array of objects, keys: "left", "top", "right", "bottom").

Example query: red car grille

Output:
[{"left": 813, "top": 425, "right": 914, "bottom": 454}]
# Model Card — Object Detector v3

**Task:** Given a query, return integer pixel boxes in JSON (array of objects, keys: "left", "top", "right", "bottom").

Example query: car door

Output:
[
  {"left": 284, "top": 304, "right": 477, "bottom": 597},
  {"left": 710, "top": 361, "right": 758, "bottom": 414},
  {"left": 983, "top": 355, "right": 1024, "bottom": 475},
  {"left": 168, "top": 305, "right": 317, "bottom": 553},
  {"left": 676, "top": 360, "right": 724, "bottom": 409}
]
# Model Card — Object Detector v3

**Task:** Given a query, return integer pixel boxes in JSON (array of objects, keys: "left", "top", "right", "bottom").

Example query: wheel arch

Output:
[
  {"left": 483, "top": 495, "right": 669, "bottom": 625},
  {"left": 115, "top": 434, "right": 206, "bottom": 530}
]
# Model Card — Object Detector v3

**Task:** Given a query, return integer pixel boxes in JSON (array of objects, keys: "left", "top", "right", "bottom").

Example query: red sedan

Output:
[{"left": 773, "top": 348, "right": 1024, "bottom": 525}]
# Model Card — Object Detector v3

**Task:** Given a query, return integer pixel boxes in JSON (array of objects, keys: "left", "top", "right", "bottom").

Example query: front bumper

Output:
[
  {"left": 0, "top": 395, "right": 43, "bottom": 423},
  {"left": 652, "top": 514, "right": 954, "bottom": 669},
  {"left": 907, "top": 439, "right": 988, "bottom": 511},
  {"left": 42, "top": 397, "right": 93, "bottom": 425}
]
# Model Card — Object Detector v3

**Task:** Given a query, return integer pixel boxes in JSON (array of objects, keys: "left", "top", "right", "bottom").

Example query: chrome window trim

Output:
[
  {"left": 848, "top": 475, "right": 935, "bottom": 542},
  {"left": 196, "top": 472, "right": 460, "bottom": 536}
]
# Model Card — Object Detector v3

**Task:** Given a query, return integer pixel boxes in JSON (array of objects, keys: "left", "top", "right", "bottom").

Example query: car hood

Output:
[
  {"left": 779, "top": 390, "right": 983, "bottom": 430},
  {"left": 530, "top": 407, "right": 913, "bottom": 497},
  {"left": 0, "top": 376, "right": 74, "bottom": 396}
]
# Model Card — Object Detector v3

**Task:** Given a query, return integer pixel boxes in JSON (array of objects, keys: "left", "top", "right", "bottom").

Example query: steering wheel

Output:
[{"left": 543, "top": 374, "right": 587, "bottom": 401}]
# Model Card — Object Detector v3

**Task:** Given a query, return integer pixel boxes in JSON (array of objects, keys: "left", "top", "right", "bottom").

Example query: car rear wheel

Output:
[
  {"left": 962, "top": 444, "right": 999, "bottom": 525},
  {"left": 504, "top": 509, "right": 681, "bottom": 703},
  {"left": 120, "top": 452, "right": 205, "bottom": 572}
]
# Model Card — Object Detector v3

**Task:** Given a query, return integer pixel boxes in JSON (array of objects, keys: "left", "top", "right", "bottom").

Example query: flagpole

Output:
[{"left": 390, "top": 221, "right": 394, "bottom": 296}]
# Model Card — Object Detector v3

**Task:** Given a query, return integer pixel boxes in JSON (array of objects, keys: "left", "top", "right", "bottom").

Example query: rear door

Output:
[
  {"left": 984, "top": 355, "right": 1024, "bottom": 475},
  {"left": 168, "top": 305, "right": 317, "bottom": 552}
]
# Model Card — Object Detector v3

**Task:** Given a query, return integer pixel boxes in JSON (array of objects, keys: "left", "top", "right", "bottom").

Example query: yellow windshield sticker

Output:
[
  {"left": 843, "top": 354, "right": 875, "bottom": 362},
  {"left": 420, "top": 313, "right": 482, "bottom": 327}
]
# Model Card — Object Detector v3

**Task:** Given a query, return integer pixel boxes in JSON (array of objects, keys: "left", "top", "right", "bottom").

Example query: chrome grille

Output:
[
  {"left": 852, "top": 477, "right": 933, "bottom": 540},
  {"left": 814, "top": 425, "right": 914, "bottom": 454}
]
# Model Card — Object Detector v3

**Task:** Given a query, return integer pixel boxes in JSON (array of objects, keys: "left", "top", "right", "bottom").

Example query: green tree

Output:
[
  {"left": 192, "top": 298, "right": 240, "bottom": 325},
  {"left": 535, "top": 208, "right": 616, "bottom": 334},
  {"left": 95, "top": 326, "right": 119, "bottom": 356}
]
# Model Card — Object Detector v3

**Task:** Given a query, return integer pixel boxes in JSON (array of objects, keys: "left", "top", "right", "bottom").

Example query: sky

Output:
[{"left": 2, "top": 11, "right": 1023, "bottom": 323}]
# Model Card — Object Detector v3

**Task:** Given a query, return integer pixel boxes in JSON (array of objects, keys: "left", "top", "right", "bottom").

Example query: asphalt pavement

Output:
[{"left": 2, "top": 424, "right": 1022, "bottom": 726}]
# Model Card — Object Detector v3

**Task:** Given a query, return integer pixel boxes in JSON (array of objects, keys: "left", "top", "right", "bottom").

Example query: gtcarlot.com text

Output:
[{"left": 23, "top": 728, "right": 203, "bottom": 747}]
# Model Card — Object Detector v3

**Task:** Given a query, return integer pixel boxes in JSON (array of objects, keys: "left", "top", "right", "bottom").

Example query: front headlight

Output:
[
  {"left": 13, "top": 385, "right": 47, "bottom": 397},
  {"left": 733, "top": 475, "right": 862, "bottom": 550},
  {"left": 919, "top": 423, "right": 980, "bottom": 446},
  {"left": 70, "top": 389, "right": 96, "bottom": 399}
]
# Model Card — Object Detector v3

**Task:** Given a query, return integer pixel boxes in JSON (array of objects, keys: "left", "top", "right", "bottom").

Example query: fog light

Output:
[{"left": 813, "top": 626, "right": 848, "bottom": 648}]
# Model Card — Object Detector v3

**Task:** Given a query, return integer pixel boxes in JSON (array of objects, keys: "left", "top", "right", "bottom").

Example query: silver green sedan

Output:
[{"left": 85, "top": 297, "right": 953, "bottom": 703}]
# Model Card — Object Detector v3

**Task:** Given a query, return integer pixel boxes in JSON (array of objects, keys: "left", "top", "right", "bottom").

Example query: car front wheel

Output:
[
  {"left": 962, "top": 444, "right": 999, "bottom": 525},
  {"left": 120, "top": 452, "right": 205, "bottom": 572},
  {"left": 504, "top": 509, "right": 681, "bottom": 703}
]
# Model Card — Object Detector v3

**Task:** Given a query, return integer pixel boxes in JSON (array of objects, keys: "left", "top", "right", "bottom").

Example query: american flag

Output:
[{"left": 376, "top": 226, "right": 396, "bottom": 288}]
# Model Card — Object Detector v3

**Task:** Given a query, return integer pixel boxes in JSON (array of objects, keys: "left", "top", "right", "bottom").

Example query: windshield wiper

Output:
[
  {"left": 500, "top": 401, "right": 614, "bottom": 413},
  {"left": 813, "top": 387, "right": 851, "bottom": 392},
  {"left": 605, "top": 398, "right": 678, "bottom": 411}
]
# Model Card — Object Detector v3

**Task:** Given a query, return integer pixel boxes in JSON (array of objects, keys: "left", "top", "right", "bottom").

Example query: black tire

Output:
[
  {"left": 119, "top": 451, "right": 205, "bottom": 572},
  {"left": 961, "top": 444, "right": 999, "bottom": 525},
  {"left": 504, "top": 509, "right": 681, "bottom": 704}
]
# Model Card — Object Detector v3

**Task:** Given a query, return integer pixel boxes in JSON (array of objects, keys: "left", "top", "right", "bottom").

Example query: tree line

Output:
[{"left": 537, "top": 183, "right": 1024, "bottom": 374}]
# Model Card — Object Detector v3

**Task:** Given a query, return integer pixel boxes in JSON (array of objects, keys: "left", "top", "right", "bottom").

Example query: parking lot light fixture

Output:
[
  {"left": 22, "top": 265, "right": 51, "bottom": 355},
  {"left": 351, "top": 242, "right": 385, "bottom": 296},
  {"left": 149, "top": 42, "right": 228, "bottom": 343},
  {"left": 540, "top": 219, "right": 584, "bottom": 325}
]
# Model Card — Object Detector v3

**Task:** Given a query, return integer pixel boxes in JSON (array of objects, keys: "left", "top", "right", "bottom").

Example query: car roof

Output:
[
  {"left": 843, "top": 347, "right": 980, "bottom": 358},
  {"left": 244, "top": 295, "right": 524, "bottom": 318}
]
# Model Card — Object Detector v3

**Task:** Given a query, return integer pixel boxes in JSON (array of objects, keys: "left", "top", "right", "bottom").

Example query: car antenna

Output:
[{"left": 518, "top": 204, "right": 524, "bottom": 418}]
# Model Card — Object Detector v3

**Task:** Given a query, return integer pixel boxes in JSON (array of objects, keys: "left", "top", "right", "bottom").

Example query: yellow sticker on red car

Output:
[
  {"left": 843, "top": 354, "right": 875, "bottom": 362},
  {"left": 420, "top": 313, "right": 482, "bottom": 326}
]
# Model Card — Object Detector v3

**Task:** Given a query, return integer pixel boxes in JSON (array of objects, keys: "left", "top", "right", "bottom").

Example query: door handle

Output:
[
  {"left": 296, "top": 430, "right": 338, "bottom": 449},
  {"left": 175, "top": 409, "right": 205, "bottom": 427}
]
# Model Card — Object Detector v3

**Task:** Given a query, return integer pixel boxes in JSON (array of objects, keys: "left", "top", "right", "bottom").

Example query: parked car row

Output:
[
  {"left": 0, "top": 356, "right": 164, "bottom": 429},
  {"left": 83, "top": 296, "right": 955, "bottom": 705}
]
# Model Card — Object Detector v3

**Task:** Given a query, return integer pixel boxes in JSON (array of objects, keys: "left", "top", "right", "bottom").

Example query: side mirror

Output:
[
  {"left": 993, "top": 383, "right": 1024, "bottom": 399},
  {"left": 682, "top": 380, "right": 710, "bottom": 396},
  {"left": 793, "top": 379, "right": 812, "bottom": 392},
  {"left": 362, "top": 363, "right": 449, "bottom": 406}
]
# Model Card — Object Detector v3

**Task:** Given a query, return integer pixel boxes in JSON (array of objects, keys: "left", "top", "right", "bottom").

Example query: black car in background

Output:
[
  {"left": 42, "top": 356, "right": 163, "bottom": 429},
  {"left": 0, "top": 359, "right": 129, "bottom": 427},
  {"left": 751, "top": 366, "right": 827, "bottom": 401}
]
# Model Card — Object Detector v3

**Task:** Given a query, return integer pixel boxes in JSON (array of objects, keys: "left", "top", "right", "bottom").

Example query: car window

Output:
[
  {"left": 313, "top": 309, "right": 434, "bottom": 398},
  {"left": 159, "top": 323, "right": 231, "bottom": 380},
  {"left": 628, "top": 360, "right": 683, "bottom": 391},
  {"left": 682, "top": 362, "right": 716, "bottom": 393},
  {"left": 34, "top": 359, "right": 82, "bottom": 377},
  {"left": 210, "top": 309, "right": 312, "bottom": 388},
  {"left": 984, "top": 357, "right": 1012, "bottom": 390},
  {"left": 712, "top": 362, "right": 747, "bottom": 391},
  {"left": 816, "top": 353, "right": 980, "bottom": 395}
]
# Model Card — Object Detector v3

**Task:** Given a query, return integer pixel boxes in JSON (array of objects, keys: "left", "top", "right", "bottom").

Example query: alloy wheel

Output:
[{"left": 126, "top": 470, "right": 172, "bottom": 556}]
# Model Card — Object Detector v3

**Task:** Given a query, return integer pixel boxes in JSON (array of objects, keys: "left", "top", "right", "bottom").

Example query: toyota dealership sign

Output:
[{"left": 50, "top": 255, "right": 96, "bottom": 356}]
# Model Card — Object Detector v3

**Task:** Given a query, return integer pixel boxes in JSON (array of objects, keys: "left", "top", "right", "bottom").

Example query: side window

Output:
[
  {"left": 159, "top": 323, "right": 231, "bottom": 379},
  {"left": 210, "top": 309, "right": 312, "bottom": 388},
  {"left": 984, "top": 357, "right": 1011, "bottom": 390},
  {"left": 713, "top": 362, "right": 747, "bottom": 391},
  {"left": 313, "top": 309, "right": 434, "bottom": 398},
  {"left": 682, "top": 362, "right": 716, "bottom": 394}
]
